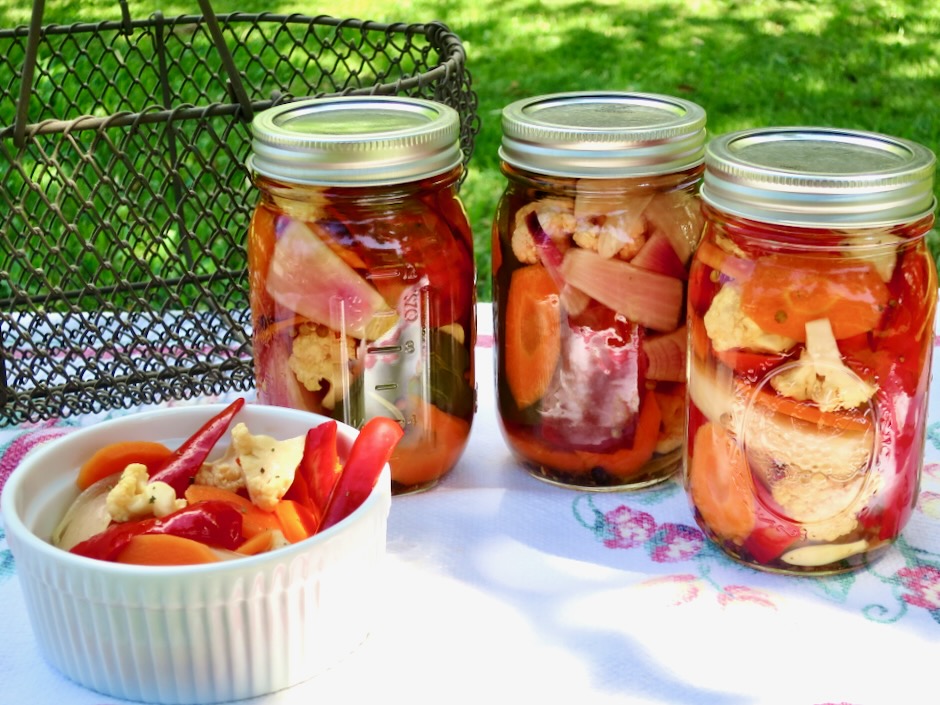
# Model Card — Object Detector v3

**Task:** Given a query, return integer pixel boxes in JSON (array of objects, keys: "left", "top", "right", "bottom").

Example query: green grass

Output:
[{"left": 4, "top": 0, "right": 940, "bottom": 302}]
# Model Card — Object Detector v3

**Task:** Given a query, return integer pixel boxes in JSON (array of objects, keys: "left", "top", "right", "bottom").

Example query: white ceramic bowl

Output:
[{"left": 1, "top": 402, "right": 391, "bottom": 704}]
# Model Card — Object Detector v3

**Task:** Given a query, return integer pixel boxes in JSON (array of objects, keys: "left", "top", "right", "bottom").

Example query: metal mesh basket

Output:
[{"left": 0, "top": 0, "right": 480, "bottom": 425}]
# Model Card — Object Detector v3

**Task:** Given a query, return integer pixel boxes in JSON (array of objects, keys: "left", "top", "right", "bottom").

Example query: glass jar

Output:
[
  {"left": 687, "top": 126, "right": 937, "bottom": 574},
  {"left": 492, "top": 91, "right": 707, "bottom": 489},
  {"left": 247, "top": 96, "right": 476, "bottom": 495}
]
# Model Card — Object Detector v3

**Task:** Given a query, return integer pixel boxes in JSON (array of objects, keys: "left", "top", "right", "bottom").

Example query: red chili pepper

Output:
[
  {"left": 319, "top": 417, "right": 403, "bottom": 531},
  {"left": 148, "top": 397, "right": 246, "bottom": 496},
  {"left": 743, "top": 507, "right": 802, "bottom": 564},
  {"left": 70, "top": 500, "right": 245, "bottom": 562},
  {"left": 283, "top": 420, "right": 340, "bottom": 517}
]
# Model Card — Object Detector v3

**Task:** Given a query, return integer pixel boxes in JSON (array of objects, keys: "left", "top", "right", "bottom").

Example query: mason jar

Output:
[
  {"left": 492, "top": 91, "right": 707, "bottom": 489},
  {"left": 247, "top": 96, "right": 476, "bottom": 495},
  {"left": 687, "top": 126, "right": 937, "bottom": 573}
]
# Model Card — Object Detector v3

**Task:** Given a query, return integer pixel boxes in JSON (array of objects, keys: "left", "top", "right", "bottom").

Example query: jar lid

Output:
[
  {"left": 248, "top": 96, "right": 463, "bottom": 186},
  {"left": 701, "top": 127, "right": 937, "bottom": 228},
  {"left": 498, "top": 91, "right": 707, "bottom": 178}
]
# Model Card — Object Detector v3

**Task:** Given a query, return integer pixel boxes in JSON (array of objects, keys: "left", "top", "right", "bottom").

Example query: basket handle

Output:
[
  {"left": 13, "top": 0, "right": 49, "bottom": 147},
  {"left": 14, "top": 0, "right": 254, "bottom": 147},
  {"left": 195, "top": 0, "right": 254, "bottom": 121}
]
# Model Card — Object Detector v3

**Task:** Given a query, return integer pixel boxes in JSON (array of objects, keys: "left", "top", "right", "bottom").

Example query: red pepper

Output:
[
  {"left": 70, "top": 500, "right": 245, "bottom": 562},
  {"left": 148, "top": 398, "right": 246, "bottom": 496},
  {"left": 320, "top": 417, "right": 404, "bottom": 531},
  {"left": 856, "top": 391, "right": 923, "bottom": 541},
  {"left": 713, "top": 347, "right": 792, "bottom": 383},
  {"left": 743, "top": 505, "right": 802, "bottom": 564},
  {"left": 283, "top": 420, "right": 340, "bottom": 517}
]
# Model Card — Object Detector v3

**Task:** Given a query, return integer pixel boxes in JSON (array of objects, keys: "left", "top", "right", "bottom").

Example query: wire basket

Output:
[{"left": 0, "top": 0, "right": 480, "bottom": 425}]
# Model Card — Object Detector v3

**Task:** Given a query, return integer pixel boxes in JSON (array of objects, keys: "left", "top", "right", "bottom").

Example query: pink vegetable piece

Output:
[
  {"left": 525, "top": 211, "right": 590, "bottom": 315},
  {"left": 630, "top": 231, "right": 688, "bottom": 280},
  {"left": 265, "top": 220, "right": 393, "bottom": 340},
  {"left": 559, "top": 247, "right": 683, "bottom": 332},
  {"left": 539, "top": 318, "right": 644, "bottom": 452},
  {"left": 644, "top": 326, "right": 687, "bottom": 382}
]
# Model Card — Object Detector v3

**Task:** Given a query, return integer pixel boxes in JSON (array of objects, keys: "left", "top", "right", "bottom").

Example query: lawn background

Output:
[{"left": 4, "top": 0, "right": 939, "bottom": 302}]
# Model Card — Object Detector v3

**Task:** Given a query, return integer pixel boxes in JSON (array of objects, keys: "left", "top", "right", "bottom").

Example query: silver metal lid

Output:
[
  {"left": 248, "top": 96, "right": 463, "bottom": 186},
  {"left": 701, "top": 127, "right": 937, "bottom": 228},
  {"left": 498, "top": 91, "right": 707, "bottom": 178}
]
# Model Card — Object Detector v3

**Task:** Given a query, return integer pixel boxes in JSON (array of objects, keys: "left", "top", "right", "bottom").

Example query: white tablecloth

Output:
[{"left": 1, "top": 304, "right": 938, "bottom": 704}]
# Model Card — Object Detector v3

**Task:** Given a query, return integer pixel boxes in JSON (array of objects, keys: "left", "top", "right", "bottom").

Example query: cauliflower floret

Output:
[
  {"left": 744, "top": 397, "right": 879, "bottom": 541},
  {"left": 572, "top": 212, "right": 647, "bottom": 260},
  {"left": 654, "top": 391, "right": 685, "bottom": 455},
  {"left": 106, "top": 463, "right": 186, "bottom": 523},
  {"left": 770, "top": 318, "right": 877, "bottom": 412},
  {"left": 704, "top": 285, "right": 797, "bottom": 353},
  {"left": 197, "top": 422, "right": 305, "bottom": 512},
  {"left": 511, "top": 197, "right": 576, "bottom": 264},
  {"left": 690, "top": 351, "right": 879, "bottom": 542},
  {"left": 194, "top": 443, "right": 246, "bottom": 493},
  {"left": 289, "top": 323, "right": 355, "bottom": 409}
]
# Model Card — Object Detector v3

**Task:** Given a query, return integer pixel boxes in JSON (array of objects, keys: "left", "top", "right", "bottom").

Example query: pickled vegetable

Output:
[
  {"left": 250, "top": 171, "right": 475, "bottom": 494},
  {"left": 495, "top": 177, "right": 704, "bottom": 488},
  {"left": 685, "top": 217, "right": 936, "bottom": 573}
]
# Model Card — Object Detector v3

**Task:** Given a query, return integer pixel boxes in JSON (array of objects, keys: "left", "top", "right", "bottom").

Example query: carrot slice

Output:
[
  {"left": 740, "top": 253, "right": 889, "bottom": 341},
  {"left": 389, "top": 398, "right": 471, "bottom": 488},
  {"left": 77, "top": 440, "right": 174, "bottom": 490},
  {"left": 504, "top": 264, "right": 562, "bottom": 409},
  {"left": 184, "top": 485, "right": 282, "bottom": 538},
  {"left": 687, "top": 422, "right": 755, "bottom": 545},
  {"left": 184, "top": 484, "right": 253, "bottom": 510},
  {"left": 750, "top": 383, "right": 872, "bottom": 432},
  {"left": 235, "top": 529, "right": 276, "bottom": 556},
  {"left": 115, "top": 534, "right": 220, "bottom": 566},
  {"left": 274, "top": 499, "right": 320, "bottom": 543}
]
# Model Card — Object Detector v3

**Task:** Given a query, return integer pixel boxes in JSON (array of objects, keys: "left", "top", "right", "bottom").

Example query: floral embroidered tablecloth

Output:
[{"left": 0, "top": 304, "right": 937, "bottom": 705}]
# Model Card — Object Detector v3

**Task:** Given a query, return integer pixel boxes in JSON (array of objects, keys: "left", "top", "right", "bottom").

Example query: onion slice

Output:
[{"left": 51, "top": 473, "right": 119, "bottom": 551}]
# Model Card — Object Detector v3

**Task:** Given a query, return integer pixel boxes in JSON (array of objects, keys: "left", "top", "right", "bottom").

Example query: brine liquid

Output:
[
  {"left": 685, "top": 213, "right": 936, "bottom": 573},
  {"left": 249, "top": 173, "right": 476, "bottom": 494},
  {"left": 493, "top": 167, "right": 704, "bottom": 489}
]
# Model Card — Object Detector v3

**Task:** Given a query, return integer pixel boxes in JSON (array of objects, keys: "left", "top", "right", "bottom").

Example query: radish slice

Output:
[
  {"left": 525, "top": 211, "right": 590, "bottom": 315},
  {"left": 631, "top": 231, "right": 688, "bottom": 279},
  {"left": 560, "top": 247, "right": 683, "bottom": 332},
  {"left": 644, "top": 326, "right": 688, "bottom": 382},
  {"left": 266, "top": 220, "right": 397, "bottom": 340}
]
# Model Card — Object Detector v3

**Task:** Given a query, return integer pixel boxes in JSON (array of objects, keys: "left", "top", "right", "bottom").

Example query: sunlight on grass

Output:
[{"left": 4, "top": 0, "right": 940, "bottom": 300}]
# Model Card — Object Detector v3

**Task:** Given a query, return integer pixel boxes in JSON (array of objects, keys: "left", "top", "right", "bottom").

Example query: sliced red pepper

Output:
[
  {"left": 847, "top": 251, "right": 934, "bottom": 541},
  {"left": 70, "top": 500, "right": 245, "bottom": 562},
  {"left": 687, "top": 257, "right": 721, "bottom": 318},
  {"left": 283, "top": 420, "right": 340, "bottom": 516},
  {"left": 320, "top": 417, "right": 404, "bottom": 531},
  {"left": 148, "top": 397, "right": 246, "bottom": 496},
  {"left": 713, "top": 347, "right": 792, "bottom": 383},
  {"left": 857, "top": 391, "right": 924, "bottom": 541},
  {"left": 744, "top": 482, "right": 802, "bottom": 563}
]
